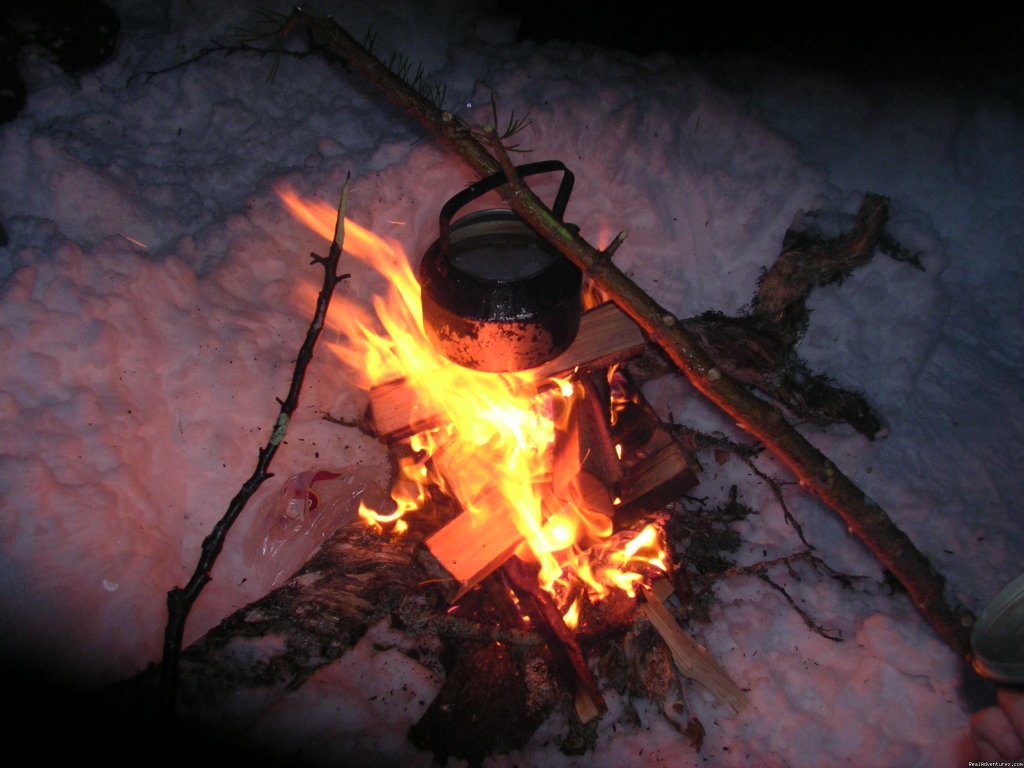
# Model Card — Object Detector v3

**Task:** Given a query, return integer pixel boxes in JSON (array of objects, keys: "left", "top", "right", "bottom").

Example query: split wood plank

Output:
[
  {"left": 369, "top": 302, "right": 646, "bottom": 441},
  {"left": 425, "top": 495, "right": 523, "bottom": 600},
  {"left": 552, "top": 372, "right": 621, "bottom": 523},
  {"left": 619, "top": 440, "right": 695, "bottom": 508},
  {"left": 425, "top": 448, "right": 696, "bottom": 598},
  {"left": 642, "top": 581, "right": 748, "bottom": 715}
]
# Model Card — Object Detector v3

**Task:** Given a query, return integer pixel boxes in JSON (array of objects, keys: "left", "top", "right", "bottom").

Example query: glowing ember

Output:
[{"left": 279, "top": 184, "right": 666, "bottom": 619}]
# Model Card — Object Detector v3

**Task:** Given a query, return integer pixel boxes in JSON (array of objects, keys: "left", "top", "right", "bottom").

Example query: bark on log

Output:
[
  {"left": 120, "top": 513, "right": 435, "bottom": 726},
  {"left": 295, "top": 11, "right": 974, "bottom": 657}
]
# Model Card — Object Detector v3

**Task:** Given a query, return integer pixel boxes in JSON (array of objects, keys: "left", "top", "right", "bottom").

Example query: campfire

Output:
[
  {"left": 137, "top": 13, "right": 990, "bottom": 767},
  {"left": 276, "top": 179, "right": 746, "bottom": 757},
  {"left": 148, "top": 164, "right": 974, "bottom": 767}
]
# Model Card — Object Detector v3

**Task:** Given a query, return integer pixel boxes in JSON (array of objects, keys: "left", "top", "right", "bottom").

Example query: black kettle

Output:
[{"left": 418, "top": 161, "right": 583, "bottom": 372}]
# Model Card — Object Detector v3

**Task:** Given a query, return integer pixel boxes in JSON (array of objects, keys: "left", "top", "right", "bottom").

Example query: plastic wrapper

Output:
[{"left": 242, "top": 465, "right": 388, "bottom": 590}]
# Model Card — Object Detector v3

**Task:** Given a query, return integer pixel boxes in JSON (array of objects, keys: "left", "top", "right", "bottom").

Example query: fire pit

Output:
[{"left": 272, "top": 183, "right": 746, "bottom": 760}]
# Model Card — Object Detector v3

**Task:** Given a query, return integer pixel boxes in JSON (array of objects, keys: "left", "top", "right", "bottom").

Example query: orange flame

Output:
[{"left": 279, "top": 184, "right": 665, "bottom": 619}]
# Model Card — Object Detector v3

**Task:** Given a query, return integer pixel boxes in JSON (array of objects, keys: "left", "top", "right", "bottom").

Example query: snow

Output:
[{"left": 1, "top": 1, "right": 1021, "bottom": 765}]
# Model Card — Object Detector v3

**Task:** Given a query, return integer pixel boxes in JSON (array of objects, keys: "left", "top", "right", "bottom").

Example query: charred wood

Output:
[
  {"left": 408, "top": 640, "right": 557, "bottom": 767},
  {"left": 501, "top": 556, "right": 608, "bottom": 723}
]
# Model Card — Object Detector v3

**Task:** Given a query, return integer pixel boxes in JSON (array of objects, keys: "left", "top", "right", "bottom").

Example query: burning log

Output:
[
  {"left": 421, "top": 359, "right": 698, "bottom": 599},
  {"left": 422, "top": 422, "right": 696, "bottom": 600},
  {"left": 368, "top": 301, "right": 646, "bottom": 441},
  {"left": 423, "top": 495, "right": 523, "bottom": 598},
  {"left": 501, "top": 556, "right": 607, "bottom": 723},
  {"left": 613, "top": 387, "right": 700, "bottom": 515},
  {"left": 552, "top": 372, "right": 622, "bottom": 513}
]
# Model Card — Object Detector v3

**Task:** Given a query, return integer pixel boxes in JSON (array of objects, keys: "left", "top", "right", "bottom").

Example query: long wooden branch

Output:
[{"left": 292, "top": 12, "right": 974, "bottom": 657}]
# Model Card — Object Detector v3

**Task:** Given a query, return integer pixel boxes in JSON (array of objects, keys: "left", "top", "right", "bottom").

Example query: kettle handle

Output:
[{"left": 438, "top": 160, "right": 574, "bottom": 257}]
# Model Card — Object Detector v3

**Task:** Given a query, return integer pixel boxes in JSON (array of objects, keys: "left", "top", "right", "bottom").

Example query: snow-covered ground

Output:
[{"left": 1, "top": 2, "right": 1021, "bottom": 765}]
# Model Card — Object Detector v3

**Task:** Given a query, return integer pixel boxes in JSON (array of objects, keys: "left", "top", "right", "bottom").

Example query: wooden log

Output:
[
  {"left": 425, "top": 375, "right": 698, "bottom": 596},
  {"left": 369, "top": 302, "right": 646, "bottom": 441},
  {"left": 424, "top": 495, "right": 523, "bottom": 599},
  {"left": 577, "top": 371, "right": 622, "bottom": 485},
  {"left": 619, "top": 440, "right": 697, "bottom": 510},
  {"left": 614, "top": 393, "right": 700, "bottom": 513},
  {"left": 552, "top": 372, "right": 622, "bottom": 519},
  {"left": 114, "top": 513, "right": 433, "bottom": 727},
  {"left": 641, "top": 582, "right": 747, "bottom": 715}
]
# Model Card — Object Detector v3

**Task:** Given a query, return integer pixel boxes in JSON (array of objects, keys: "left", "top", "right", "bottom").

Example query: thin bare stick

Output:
[{"left": 158, "top": 174, "right": 353, "bottom": 719}]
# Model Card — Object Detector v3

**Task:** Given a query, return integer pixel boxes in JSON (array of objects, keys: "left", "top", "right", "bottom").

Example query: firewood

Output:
[
  {"left": 562, "top": 373, "right": 622, "bottom": 485},
  {"left": 369, "top": 302, "right": 645, "bottom": 441},
  {"left": 424, "top": 495, "right": 523, "bottom": 599},
  {"left": 641, "top": 581, "right": 747, "bottom": 715},
  {"left": 552, "top": 372, "right": 622, "bottom": 517},
  {"left": 612, "top": 391, "right": 699, "bottom": 515},
  {"left": 426, "top": 374, "right": 699, "bottom": 595},
  {"left": 619, "top": 441, "right": 697, "bottom": 510},
  {"left": 501, "top": 557, "right": 607, "bottom": 723}
]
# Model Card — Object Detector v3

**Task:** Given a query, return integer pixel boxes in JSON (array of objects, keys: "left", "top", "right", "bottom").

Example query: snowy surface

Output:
[{"left": 1, "top": 1, "right": 1022, "bottom": 766}]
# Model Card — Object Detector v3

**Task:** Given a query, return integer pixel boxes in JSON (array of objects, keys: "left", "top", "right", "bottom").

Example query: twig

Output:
[
  {"left": 158, "top": 174, "right": 353, "bottom": 720},
  {"left": 321, "top": 410, "right": 378, "bottom": 439},
  {"left": 602, "top": 230, "right": 628, "bottom": 260},
  {"left": 694, "top": 549, "right": 867, "bottom": 641},
  {"left": 758, "top": 573, "right": 843, "bottom": 641},
  {"left": 741, "top": 453, "right": 811, "bottom": 547},
  {"left": 137, "top": 43, "right": 315, "bottom": 84}
]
